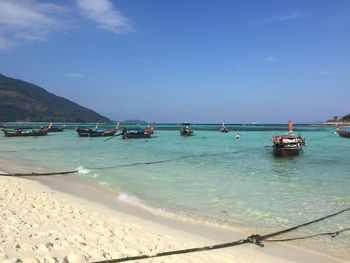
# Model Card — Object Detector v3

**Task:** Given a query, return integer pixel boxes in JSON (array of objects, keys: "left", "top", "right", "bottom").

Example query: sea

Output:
[{"left": 1, "top": 123, "right": 349, "bottom": 260}]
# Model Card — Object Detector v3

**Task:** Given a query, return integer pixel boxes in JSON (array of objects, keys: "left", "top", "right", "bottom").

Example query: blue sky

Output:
[{"left": 0, "top": 0, "right": 349, "bottom": 123}]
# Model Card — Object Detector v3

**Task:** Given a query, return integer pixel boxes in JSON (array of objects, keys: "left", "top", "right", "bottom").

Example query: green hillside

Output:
[
  {"left": 327, "top": 114, "right": 350, "bottom": 123},
  {"left": 0, "top": 73, "right": 110, "bottom": 122},
  {"left": 341, "top": 114, "right": 350, "bottom": 122}
]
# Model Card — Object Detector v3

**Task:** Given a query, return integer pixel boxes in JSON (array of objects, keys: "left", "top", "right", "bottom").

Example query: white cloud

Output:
[
  {"left": 0, "top": 0, "right": 133, "bottom": 50},
  {"left": 64, "top": 73, "right": 85, "bottom": 78},
  {"left": 264, "top": 56, "right": 280, "bottom": 63},
  {"left": 0, "top": 0, "right": 68, "bottom": 47},
  {"left": 75, "top": 0, "right": 132, "bottom": 33},
  {"left": 250, "top": 12, "right": 307, "bottom": 25}
]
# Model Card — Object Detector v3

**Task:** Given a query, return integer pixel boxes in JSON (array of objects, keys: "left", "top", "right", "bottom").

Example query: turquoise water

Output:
[{"left": 1, "top": 124, "right": 349, "bottom": 259}]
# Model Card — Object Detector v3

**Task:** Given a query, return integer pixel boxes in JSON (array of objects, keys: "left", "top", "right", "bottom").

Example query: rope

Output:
[
  {"left": 89, "top": 158, "right": 177, "bottom": 171},
  {"left": 104, "top": 132, "right": 124, "bottom": 142},
  {"left": 260, "top": 207, "right": 350, "bottom": 240},
  {"left": 0, "top": 148, "right": 263, "bottom": 176},
  {"left": 93, "top": 239, "right": 249, "bottom": 263},
  {"left": 0, "top": 170, "right": 78, "bottom": 176},
  {"left": 0, "top": 149, "right": 258, "bottom": 176},
  {"left": 265, "top": 227, "right": 350, "bottom": 242},
  {"left": 89, "top": 148, "right": 260, "bottom": 171},
  {"left": 92, "top": 208, "right": 350, "bottom": 263}
]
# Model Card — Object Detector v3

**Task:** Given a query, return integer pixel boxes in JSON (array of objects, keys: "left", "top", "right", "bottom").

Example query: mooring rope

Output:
[
  {"left": 260, "top": 207, "right": 350, "bottom": 241},
  {"left": 265, "top": 227, "right": 350, "bottom": 242},
  {"left": 0, "top": 170, "right": 78, "bottom": 176},
  {"left": 1, "top": 166, "right": 348, "bottom": 261},
  {"left": 92, "top": 208, "right": 350, "bottom": 263},
  {"left": 94, "top": 239, "right": 249, "bottom": 263},
  {"left": 88, "top": 147, "right": 260, "bottom": 171},
  {"left": 0, "top": 148, "right": 262, "bottom": 176}
]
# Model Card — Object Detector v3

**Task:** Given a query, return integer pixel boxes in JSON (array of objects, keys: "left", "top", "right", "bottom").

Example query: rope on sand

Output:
[{"left": 92, "top": 208, "right": 350, "bottom": 263}]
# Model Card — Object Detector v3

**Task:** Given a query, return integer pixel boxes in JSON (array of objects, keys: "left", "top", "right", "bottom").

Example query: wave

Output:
[
  {"left": 76, "top": 166, "right": 92, "bottom": 175},
  {"left": 114, "top": 192, "right": 236, "bottom": 229},
  {"left": 116, "top": 193, "right": 168, "bottom": 217}
]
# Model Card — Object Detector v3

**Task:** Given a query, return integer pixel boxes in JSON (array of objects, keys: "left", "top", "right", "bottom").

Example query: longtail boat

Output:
[
  {"left": 144, "top": 122, "right": 155, "bottom": 135},
  {"left": 180, "top": 122, "right": 193, "bottom": 136},
  {"left": 3, "top": 124, "right": 51, "bottom": 137},
  {"left": 76, "top": 123, "right": 119, "bottom": 137},
  {"left": 336, "top": 126, "right": 350, "bottom": 138},
  {"left": 272, "top": 120, "right": 305, "bottom": 157},
  {"left": 220, "top": 122, "right": 229, "bottom": 133},
  {"left": 121, "top": 127, "right": 152, "bottom": 139},
  {"left": 41, "top": 123, "right": 66, "bottom": 132}
]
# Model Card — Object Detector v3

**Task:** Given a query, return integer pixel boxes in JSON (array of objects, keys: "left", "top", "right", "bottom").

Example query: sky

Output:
[{"left": 0, "top": 0, "right": 349, "bottom": 123}]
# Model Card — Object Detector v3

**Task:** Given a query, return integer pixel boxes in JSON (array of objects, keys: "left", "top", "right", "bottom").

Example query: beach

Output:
[
  {"left": 0, "top": 126, "right": 349, "bottom": 262},
  {"left": 1, "top": 0, "right": 349, "bottom": 260},
  {"left": 0, "top": 163, "right": 345, "bottom": 263}
]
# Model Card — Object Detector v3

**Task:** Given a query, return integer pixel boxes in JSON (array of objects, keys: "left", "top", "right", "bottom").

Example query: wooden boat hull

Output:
[
  {"left": 76, "top": 128, "right": 117, "bottom": 137},
  {"left": 272, "top": 121, "right": 305, "bottom": 157},
  {"left": 180, "top": 129, "right": 193, "bottom": 136},
  {"left": 122, "top": 132, "right": 151, "bottom": 139},
  {"left": 220, "top": 128, "right": 229, "bottom": 133},
  {"left": 337, "top": 129, "right": 350, "bottom": 138},
  {"left": 4, "top": 129, "right": 49, "bottom": 137},
  {"left": 272, "top": 133, "right": 305, "bottom": 158},
  {"left": 180, "top": 131, "right": 193, "bottom": 136},
  {"left": 273, "top": 145, "right": 302, "bottom": 157},
  {"left": 144, "top": 127, "right": 154, "bottom": 135},
  {"left": 46, "top": 126, "right": 65, "bottom": 132}
]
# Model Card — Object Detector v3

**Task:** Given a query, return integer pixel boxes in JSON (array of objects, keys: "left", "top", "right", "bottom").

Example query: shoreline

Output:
[{"left": 0, "top": 159, "right": 345, "bottom": 262}]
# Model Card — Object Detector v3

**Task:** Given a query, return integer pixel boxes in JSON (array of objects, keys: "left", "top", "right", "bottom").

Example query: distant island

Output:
[
  {"left": 0, "top": 73, "right": 110, "bottom": 123},
  {"left": 324, "top": 114, "right": 350, "bottom": 125},
  {"left": 120, "top": 119, "right": 148, "bottom": 125}
]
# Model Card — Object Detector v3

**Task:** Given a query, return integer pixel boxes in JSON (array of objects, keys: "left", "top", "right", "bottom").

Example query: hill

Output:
[
  {"left": 340, "top": 114, "right": 350, "bottom": 122},
  {"left": 325, "top": 114, "right": 350, "bottom": 124},
  {"left": 0, "top": 73, "right": 110, "bottom": 122}
]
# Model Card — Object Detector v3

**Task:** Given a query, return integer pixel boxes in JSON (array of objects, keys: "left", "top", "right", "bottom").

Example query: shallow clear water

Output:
[{"left": 1, "top": 124, "right": 349, "bottom": 259}]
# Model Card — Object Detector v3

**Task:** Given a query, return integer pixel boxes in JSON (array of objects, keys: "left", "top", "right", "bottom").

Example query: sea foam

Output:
[
  {"left": 76, "top": 166, "right": 91, "bottom": 175},
  {"left": 117, "top": 193, "right": 168, "bottom": 216}
]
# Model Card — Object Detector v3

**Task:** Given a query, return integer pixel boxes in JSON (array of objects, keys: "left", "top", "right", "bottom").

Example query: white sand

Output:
[{"left": 0, "top": 169, "right": 344, "bottom": 263}]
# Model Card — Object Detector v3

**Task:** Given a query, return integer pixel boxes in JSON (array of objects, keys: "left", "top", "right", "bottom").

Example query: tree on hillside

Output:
[{"left": 341, "top": 114, "right": 350, "bottom": 121}]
